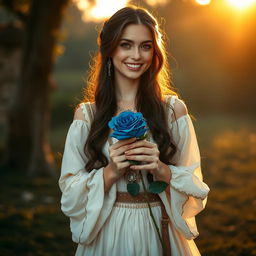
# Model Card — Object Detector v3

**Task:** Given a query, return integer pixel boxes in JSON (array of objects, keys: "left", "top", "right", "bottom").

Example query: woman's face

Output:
[{"left": 112, "top": 24, "right": 154, "bottom": 83}]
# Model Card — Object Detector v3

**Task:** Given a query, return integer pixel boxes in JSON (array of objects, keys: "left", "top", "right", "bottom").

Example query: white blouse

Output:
[{"left": 59, "top": 95, "right": 210, "bottom": 256}]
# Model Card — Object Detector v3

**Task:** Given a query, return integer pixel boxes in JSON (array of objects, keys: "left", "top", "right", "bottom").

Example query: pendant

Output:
[
  {"left": 125, "top": 169, "right": 140, "bottom": 183},
  {"left": 125, "top": 169, "right": 140, "bottom": 196}
]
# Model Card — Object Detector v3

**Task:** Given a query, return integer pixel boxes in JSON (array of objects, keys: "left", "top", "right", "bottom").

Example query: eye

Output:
[
  {"left": 141, "top": 44, "right": 152, "bottom": 50},
  {"left": 120, "top": 42, "right": 131, "bottom": 49}
]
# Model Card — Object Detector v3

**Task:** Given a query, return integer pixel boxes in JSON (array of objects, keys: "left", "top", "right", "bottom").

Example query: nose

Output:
[{"left": 131, "top": 47, "right": 141, "bottom": 60}]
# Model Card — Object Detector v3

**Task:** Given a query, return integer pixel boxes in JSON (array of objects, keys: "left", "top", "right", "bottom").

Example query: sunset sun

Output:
[
  {"left": 73, "top": 0, "right": 129, "bottom": 21},
  {"left": 195, "top": 0, "right": 211, "bottom": 5},
  {"left": 227, "top": 0, "right": 256, "bottom": 9}
]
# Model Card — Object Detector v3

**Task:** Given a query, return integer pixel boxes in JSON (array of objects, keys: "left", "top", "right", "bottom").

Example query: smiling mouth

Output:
[{"left": 125, "top": 63, "right": 143, "bottom": 70}]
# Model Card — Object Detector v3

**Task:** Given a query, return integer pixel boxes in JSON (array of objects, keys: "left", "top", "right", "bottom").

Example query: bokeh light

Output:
[
  {"left": 227, "top": 0, "right": 256, "bottom": 9},
  {"left": 145, "top": 0, "right": 169, "bottom": 6},
  {"left": 195, "top": 0, "right": 211, "bottom": 5},
  {"left": 73, "top": 0, "right": 130, "bottom": 22}
]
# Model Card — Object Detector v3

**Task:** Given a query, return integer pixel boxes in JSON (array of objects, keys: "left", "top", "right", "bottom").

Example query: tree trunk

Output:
[{"left": 4, "top": 0, "right": 69, "bottom": 176}]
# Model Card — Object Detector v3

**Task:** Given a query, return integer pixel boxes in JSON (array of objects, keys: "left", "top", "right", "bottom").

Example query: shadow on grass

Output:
[
  {"left": 196, "top": 125, "right": 256, "bottom": 256},
  {"left": 0, "top": 172, "right": 76, "bottom": 256}
]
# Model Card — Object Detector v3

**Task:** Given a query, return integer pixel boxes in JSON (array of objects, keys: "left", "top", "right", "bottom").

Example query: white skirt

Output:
[{"left": 75, "top": 202, "right": 201, "bottom": 256}]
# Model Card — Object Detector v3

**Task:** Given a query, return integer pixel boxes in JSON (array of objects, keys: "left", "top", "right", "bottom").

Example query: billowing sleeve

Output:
[
  {"left": 159, "top": 96, "right": 210, "bottom": 240},
  {"left": 59, "top": 118, "right": 116, "bottom": 245}
]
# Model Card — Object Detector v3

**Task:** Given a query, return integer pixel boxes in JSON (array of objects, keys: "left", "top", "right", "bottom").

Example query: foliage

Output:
[
  {"left": 0, "top": 0, "right": 31, "bottom": 24},
  {"left": 148, "top": 181, "right": 169, "bottom": 194}
]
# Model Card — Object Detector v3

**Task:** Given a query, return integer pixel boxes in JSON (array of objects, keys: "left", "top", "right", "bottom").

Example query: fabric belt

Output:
[
  {"left": 116, "top": 191, "right": 160, "bottom": 203},
  {"left": 116, "top": 192, "right": 171, "bottom": 256}
]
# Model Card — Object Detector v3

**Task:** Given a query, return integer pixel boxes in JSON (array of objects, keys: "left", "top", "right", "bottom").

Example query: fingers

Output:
[
  {"left": 111, "top": 153, "right": 130, "bottom": 172},
  {"left": 124, "top": 141, "right": 159, "bottom": 166},
  {"left": 130, "top": 162, "right": 158, "bottom": 170},
  {"left": 112, "top": 154, "right": 126, "bottom": 163},
  {"left": 111, "top": 137, "right": 136, "bottom": 150},
  {"left": 108, "top": 155, "right": 130, "bottom": 177},
  {"left": 108, "top": 138, "right": 160, "bottom": 177},
  {"left": 125, "top": 147, "right": 155, "bottom": 156},
  {"left": 109, "top": 137, "right": 137, "bottom": 157},
  {"left": 127, "top": 140, "right": 156, "bottom": 149},
  {"left": 125, "top": 155, "right": 158, "bottom": 162},
  {"left": 110, "top": 144, "right": 132, "bottom": 158},
  {"left": 117, "top": 161, "right": 131, "bottom": 170}
]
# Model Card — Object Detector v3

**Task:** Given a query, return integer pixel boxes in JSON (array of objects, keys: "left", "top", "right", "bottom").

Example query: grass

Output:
[
  {"left": 195, "top": 118, "right": 256, "bottom": 256},
  {"left": 0, "top": 173, "right": 76, "bottom": 256}
]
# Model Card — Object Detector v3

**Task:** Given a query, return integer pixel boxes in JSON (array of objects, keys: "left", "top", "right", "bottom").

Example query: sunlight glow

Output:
[
  {"left": 226, "top": 0, "right": 256, "bottom": 9},
  {"left": 195, "top": 0, "right": 211, "bottom": 5},
  {"left": 73, "top": 0, "right": 130, "bottom": 22},
  {"left": 145, "top": 0, "right": 169, "bottom": 6}
]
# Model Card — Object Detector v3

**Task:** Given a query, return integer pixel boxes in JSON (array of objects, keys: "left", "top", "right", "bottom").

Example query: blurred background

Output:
[{"left": 0, "top": 0, "right": 255, "bottom": 255}]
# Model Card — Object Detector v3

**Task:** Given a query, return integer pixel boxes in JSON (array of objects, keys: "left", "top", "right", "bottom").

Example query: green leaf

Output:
[
  {"left": 128, "top": 160, "right": 141, "bottom": 165},
  {"left": 127, "top": 182, "right": 140, "bottom": 196},
  {"left": 138, "top": 133, "right": 148, "bottom": 140},
  {"left": 148, "top": 181, "right": 168, "bottom": 194}
]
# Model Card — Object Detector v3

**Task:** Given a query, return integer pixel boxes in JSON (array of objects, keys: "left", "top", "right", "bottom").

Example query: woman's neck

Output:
[{"left": 114, "top": 75, "right": 139, "bottom": 103}]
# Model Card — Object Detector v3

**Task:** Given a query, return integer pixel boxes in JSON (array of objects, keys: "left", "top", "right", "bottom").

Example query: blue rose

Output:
[{"left": 108, "top": 111, "right": 148, "bottom": 140}]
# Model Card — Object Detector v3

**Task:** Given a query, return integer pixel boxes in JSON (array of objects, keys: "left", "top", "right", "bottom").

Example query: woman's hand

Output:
[
  {"left": 124, "top": 140, "right": 171, "bottom": 183},
  {"left": 107, "top": 137, "right": 137, "bottom": 179},
  {"left": 104, "top": 137, "right": 137, "bottom": 193}
]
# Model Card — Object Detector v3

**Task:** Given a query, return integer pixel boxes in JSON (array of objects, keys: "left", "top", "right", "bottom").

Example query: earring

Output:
[{"left": 107, "top": 58, "right": 112, "bottom": 77}]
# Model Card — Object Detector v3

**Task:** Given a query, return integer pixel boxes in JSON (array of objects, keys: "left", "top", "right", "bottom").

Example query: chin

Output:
[{"left": 124, "top": 70, "right": 147, "bottom": 80}]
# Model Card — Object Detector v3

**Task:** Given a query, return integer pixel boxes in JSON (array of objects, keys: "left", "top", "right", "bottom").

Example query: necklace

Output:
[
  {"left": 125, "top": 168, "right": 141, "bottom": 183},
  {"left": 117, "top": 105, "right": 137, "bottom": 113}
]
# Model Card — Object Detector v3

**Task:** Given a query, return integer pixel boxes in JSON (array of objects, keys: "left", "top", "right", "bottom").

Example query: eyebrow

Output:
[{"left": 120, "top": 38, "right": 153, "bottom": 44}]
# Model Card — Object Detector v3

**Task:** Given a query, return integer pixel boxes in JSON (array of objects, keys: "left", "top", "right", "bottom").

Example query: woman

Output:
[{"left": 59, "top": 5, "right": 210, "bottom": 256}]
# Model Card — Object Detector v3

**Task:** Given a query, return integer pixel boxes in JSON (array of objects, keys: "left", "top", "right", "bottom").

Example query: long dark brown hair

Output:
[{"left": 82, "top": 5, "right": 178, "bottom": 172}]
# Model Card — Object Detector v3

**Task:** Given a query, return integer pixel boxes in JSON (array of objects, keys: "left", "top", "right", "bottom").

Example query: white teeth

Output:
[{"left": 126, "top": 63, "right": 142, "bottom": 68}]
